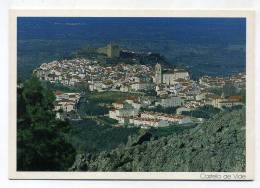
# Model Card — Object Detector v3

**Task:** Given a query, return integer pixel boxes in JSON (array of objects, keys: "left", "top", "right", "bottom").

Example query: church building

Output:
[{"left": 154, "top": 63, "right": 190, "bottom": 85}]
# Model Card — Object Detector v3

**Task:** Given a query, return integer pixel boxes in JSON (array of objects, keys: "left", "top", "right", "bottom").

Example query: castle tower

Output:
[
  {"left": 107, "top": 43, "right": 120, "bottom": 58},
  {"left": 154, "top": 63, "right": 162, "bottom": 84}
]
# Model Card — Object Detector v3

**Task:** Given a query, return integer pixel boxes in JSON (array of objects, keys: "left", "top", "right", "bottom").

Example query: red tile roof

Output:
[{"left": 55, "top": 91, "right": 63, "bottom": 96}]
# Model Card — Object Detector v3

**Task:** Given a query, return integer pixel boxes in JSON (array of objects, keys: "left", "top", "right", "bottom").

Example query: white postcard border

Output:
[{"left": 9, "top": 9, "right": 255, "bottom": 180}]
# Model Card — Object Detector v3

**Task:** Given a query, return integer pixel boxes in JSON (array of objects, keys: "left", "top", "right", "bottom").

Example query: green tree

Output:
[
  {"left": 17, "top": 76, "right": 76, "bottom": 171},
  {"left": 182, "top": 105, "right": 221, "bottom": 119}
]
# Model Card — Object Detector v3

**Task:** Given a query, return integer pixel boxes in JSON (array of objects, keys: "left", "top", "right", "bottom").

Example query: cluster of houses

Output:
[
  {"left": 33, "top": 58, "right": 155, "bottom": 93},
  {"left": 34, "top": 56, "right": 245, "bottom": 128},
  {"left": 53, "top": 91, "right": 81, "bottom": 120},
  {"left": 199, "top": 73, "right": 245, "bottom": 89},
  {"left": 106, "top": 63, "right": 245, "bottom": 127},
  {"left": 33, "top": 59, "right": 93, "bottom": 87},
  {"left": 108, "top": 93, "right": 244, "bottom": 128},
  {"left": 210, "top": 96, "right": 244, "bottom": 108},
  {"left": 108, "top": 96, "right": 193, "bottom": 128}
]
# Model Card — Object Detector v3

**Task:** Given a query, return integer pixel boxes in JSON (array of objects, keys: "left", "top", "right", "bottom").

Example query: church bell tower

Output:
[{"left": 155, "top": 63, "right": 162, "bottom": 84}]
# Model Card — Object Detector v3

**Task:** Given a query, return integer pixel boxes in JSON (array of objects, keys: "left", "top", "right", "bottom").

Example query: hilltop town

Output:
[{"left": 33, "top": 44, "right": 246, "bottom": 128}]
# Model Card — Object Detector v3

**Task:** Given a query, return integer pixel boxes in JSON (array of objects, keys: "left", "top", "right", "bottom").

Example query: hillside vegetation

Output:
[
  {"left": 17, "top": 77, "right": 76, "bottom": 171},
  {"left": 71, "top": 109, "right": 245, "bottom": 172}
]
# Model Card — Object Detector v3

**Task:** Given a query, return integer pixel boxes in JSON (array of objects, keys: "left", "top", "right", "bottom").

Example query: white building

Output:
[
  {"left": 155, "top": 96, "right": 183, "bottom": 108},
  {"left": 112, "top": 101, "right": 124, "bottom": 109},
  {"left": 154, "top": 64, "right": 189, "bottom": 86},
  {"left": 131, "top": 82, "right": 153, "bottom": 91},
  {"left": 89, "top": 82, "right": 104, "bottom": 92},
  {"left": 109, "top": 102, "right": 139, "bottom": 123},
  {"left": 140, "top": 111, "right": 192, "bottom": 125},
  {"left": 195, "top": 92, "right": 207, "bottom": 101},
  {"left": 173, "top": 69, "right": 190, "bottom": 80},
  {"left": 211, "top": 96, "right": 243, "bottom": 108},
  {"left": 120, "top": 84, "right": 130, "bottom": 92},
  {"left": 53, "top": 92, "right": 81, "bottom": 120},
  {"left": 129, "top": 118, "right": 169, "bottom": 128},
  {"left": 162, "top": 72, "right": 175, "bottom": 85},
  {"left": 125, "top": 98, "right": 142, "bottom": 110},
  {"left": 162, "top": 69, "right": 190, "bottom": 85}
]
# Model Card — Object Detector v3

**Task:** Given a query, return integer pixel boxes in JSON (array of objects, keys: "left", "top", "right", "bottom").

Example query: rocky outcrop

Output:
[{"left": 70, "top": 109, "right": 245, "bottom": 172}]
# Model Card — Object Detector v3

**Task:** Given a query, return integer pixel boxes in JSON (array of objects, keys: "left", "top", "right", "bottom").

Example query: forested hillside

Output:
[{"left": 71, "top": 109, "right": 245, "bottom": 172}]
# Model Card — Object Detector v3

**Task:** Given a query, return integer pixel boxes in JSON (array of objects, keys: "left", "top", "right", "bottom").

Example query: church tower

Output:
[{"left": 155, "top": 63, "right": 162, "bottom": 84}]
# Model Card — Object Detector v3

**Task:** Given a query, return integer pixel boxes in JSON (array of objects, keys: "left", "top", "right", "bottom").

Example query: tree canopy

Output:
[{"left": 17, "top": 76, "right": 76, "bottom": 171}]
